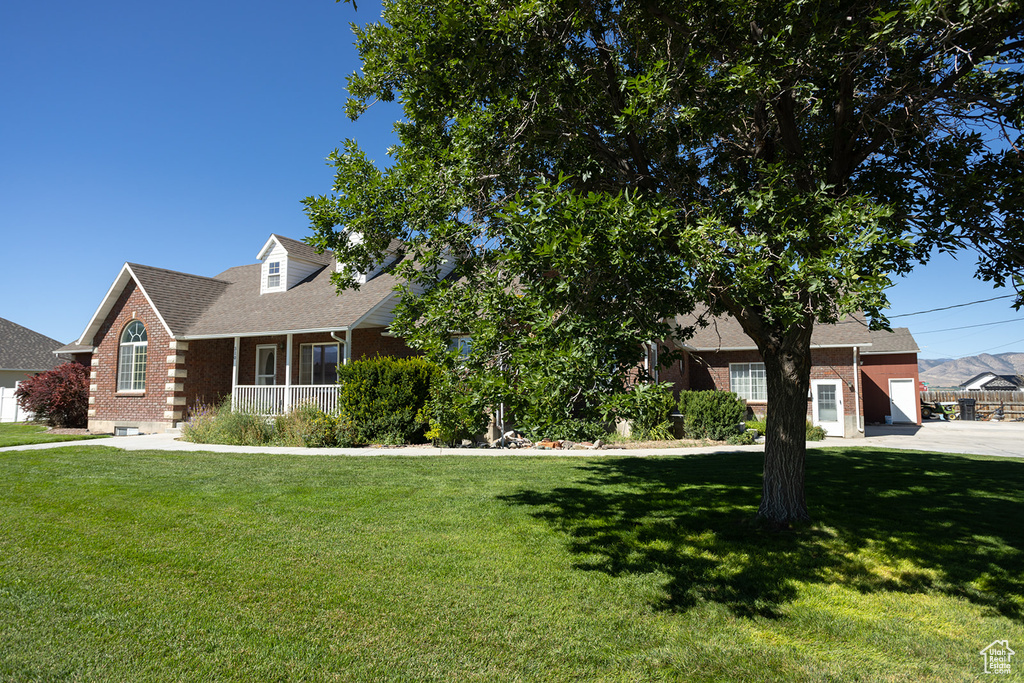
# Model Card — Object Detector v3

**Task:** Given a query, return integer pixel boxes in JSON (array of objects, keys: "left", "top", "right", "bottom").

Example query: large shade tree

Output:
[{"left": 305, "top": 0, "right": 1024, "bottom": 525}]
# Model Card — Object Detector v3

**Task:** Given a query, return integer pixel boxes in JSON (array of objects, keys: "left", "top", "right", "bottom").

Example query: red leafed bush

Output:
[{"left": 14, "top": 362, "right": 89, "bottom": 428}]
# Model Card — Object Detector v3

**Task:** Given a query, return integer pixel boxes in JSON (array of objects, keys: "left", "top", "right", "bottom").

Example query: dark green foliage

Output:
[
  {"left": 420, "top": 370, "right": 490, "bottom": 446},
  {"left": 306, "top": 0, "right": 1023, "bottom": 523},
  {"left": 14, "top": 363, "right": 88, "bottom": 428},
  {"left": 678, "top": 391, "right": 746, "bottom": 441},
  {"left": 806, "top": 423, "right": 828, "bottom": 442},
  {"left": 601, "top": 382, "right": 676, "bottom": 441},
  {"left": 726, "top": 430, "right": 758, "bottom": 446},
  {"left": 337, "top": 356, "right": 439, "bottom": 445}
]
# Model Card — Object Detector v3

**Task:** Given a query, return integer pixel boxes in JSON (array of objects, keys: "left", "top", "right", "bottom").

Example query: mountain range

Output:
[{"left": 918, "top": 352, "right": 1024, "bottom": 388}]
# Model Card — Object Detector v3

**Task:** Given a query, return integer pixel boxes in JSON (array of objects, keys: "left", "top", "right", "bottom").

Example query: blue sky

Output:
[{"left": 1, "top": 0, "right": 1020, "bottom": 360}]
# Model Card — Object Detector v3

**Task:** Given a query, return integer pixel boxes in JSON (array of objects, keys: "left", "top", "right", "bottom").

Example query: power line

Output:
[
  {"left": 914, "top": 317, "right": 1024, "bottom": 335},
  {"left": 974, "top": 336, "right": 1024, "bottom": 354},
  {"left": 889, "top": 294, "right": 1016, "bottom": 318}
]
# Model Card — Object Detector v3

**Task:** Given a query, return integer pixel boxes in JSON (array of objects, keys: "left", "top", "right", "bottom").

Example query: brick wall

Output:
[
  {"left": 88, "top": 282, "right": 176, "bottom": 432},
  {"left": 234, "top": 328, "right": 418, "bottom": 386},
  {"left": 182, "top": 338, "right": 234, "bottom": 412},
  {"left": 860, "top": 352, "right": 921, "bottom": 424},
  {"left": 681, "top": 347, "right": 864, "bottom": 428}
]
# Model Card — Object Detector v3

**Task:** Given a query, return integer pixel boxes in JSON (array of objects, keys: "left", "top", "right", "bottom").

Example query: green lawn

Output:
[
  {"left": 1, "top": 446, "right": 1021, "bottom": 681},
  {"left": 0, "top": 422, "right": 106, "bottom": 448}
]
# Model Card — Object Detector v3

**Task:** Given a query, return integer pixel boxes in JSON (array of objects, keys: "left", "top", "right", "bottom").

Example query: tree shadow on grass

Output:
[{"left": 499, "top": 449, "right": 1024, "bottom": 620}]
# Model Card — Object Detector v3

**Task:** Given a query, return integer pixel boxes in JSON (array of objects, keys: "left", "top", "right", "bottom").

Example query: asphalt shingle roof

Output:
[
  {"left": 182, "top": 259, "right": 400, "bottom": 337},
  {"left": 675, "top": 309, "right": 873, "bottom": 350},
  {"left": 0, "top": 317, "right": 66, "bottom": 371},
  {"left": 272, "top": 234, "right": 332, "bottom": 266},
  {"left": 863, "top": 327, "right": 919, "bottom": 354}
]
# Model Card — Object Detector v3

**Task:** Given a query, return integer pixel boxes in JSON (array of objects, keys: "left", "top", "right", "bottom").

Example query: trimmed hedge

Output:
[
  {"left": 677, "top": 390, "right": 745, "bottom": 441},
  {"left": 337, "top": 356, "right": 439, "bottom": 445}
]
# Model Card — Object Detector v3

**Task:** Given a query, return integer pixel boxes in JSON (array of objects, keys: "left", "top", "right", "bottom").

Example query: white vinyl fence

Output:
[{"left": 0, "top": 385, "right": 33, "bottom": 423}]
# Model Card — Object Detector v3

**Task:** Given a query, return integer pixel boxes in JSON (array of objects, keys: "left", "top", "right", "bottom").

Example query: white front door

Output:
[
  {"left": 811, "top": 379, "right": 845, "bottom": 437},
  {"left": 888, "top": 378, "right": 917, "bottom": 424},
  {"left": 256, "top": 345, "right": 277, "bottom": 386}
]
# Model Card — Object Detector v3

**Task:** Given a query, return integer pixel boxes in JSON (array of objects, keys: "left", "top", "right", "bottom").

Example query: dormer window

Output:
[{"left": 257, "top": 233, "right": 331, "bottom": 294}]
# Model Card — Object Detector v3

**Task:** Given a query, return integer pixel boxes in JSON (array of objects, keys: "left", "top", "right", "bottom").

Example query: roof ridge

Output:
[{"left": 127, "top": 262, "right": 231, "bottom": 284}]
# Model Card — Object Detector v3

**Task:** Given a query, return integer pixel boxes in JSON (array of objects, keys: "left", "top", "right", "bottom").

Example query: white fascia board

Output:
[
  {"left": 179, "top": 326, "right": 351, "bottom": 341},
  {"left": 76, "top": 263, "right": 175, "bottom": 345},
  {"left": 256, "top": 234, "right": 281, "bottom": 261},
  {"left": 349, "top": 290, "right": 400, "bottom": 331}
]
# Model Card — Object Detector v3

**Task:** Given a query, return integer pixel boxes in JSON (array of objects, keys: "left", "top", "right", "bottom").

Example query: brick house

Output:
[
  {"left": 59, "top": 234, "right": 427, "bottom": 434},
  {"left": 666, "top": 312, "right": 921, "bottom": 437}
]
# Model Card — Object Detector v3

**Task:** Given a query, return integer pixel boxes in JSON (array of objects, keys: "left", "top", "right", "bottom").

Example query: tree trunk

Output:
[{"left": 755, "top": 323, "right": 814, "bottom": 527}]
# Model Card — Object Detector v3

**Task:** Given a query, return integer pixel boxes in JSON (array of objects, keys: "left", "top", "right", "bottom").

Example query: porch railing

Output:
[{"left": 231, "top": 385, "right": 339, "bottom": 416}]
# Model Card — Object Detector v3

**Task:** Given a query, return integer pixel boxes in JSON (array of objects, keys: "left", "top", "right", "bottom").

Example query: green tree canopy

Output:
[{"left": 305, "top": 0, "right": 1024, "bottom": 525}]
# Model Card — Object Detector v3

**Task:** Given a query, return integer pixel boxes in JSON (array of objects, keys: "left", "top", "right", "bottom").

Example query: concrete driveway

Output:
[{"left": 863, "top": 420, "right": 1024, "bottom": 458}]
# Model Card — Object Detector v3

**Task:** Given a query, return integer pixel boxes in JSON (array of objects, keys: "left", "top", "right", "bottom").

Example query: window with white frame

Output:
[
  {"left": 448, "top": 335, "right": 472, "bottom": 358},
  {"left": 299, "top": 343, "right": 339, "bottom": 384},
  {"left": 117, "top": 320, "right": 148, "bottom": 392},
  {"left": 266, "top": 261, "right": 282, "bottom": 289},
  {"left": 729, "top": 362, "right": 766, "bottom": 401}
]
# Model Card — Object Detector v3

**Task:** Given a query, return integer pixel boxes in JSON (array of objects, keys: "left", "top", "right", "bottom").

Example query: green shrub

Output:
[
  {"left": 806, "top": 422, "right": 828, "bottom": 441},
  {"left": 180, "top": 403, "right": 222, "bottom": 443},
  {"left": 677, "top": 390, "right": 745, "bottom": 441},
  {"left": 601, "top": 382, "right": 676, "bottom": 441},
  {"left": 337, "top": 356, "right": 439, "bottom": 445},
  {"left": 745, "top": 419, "right": 766, "bottom": 435},
  {"left": 421, "top": 371, "right": 489, "bottom": 446},
  {"left": 726, "top": 430, "right": 757, "bottom": 445},
  {"left": 182, "top": 399, "right": 273, "bottom": 446}
]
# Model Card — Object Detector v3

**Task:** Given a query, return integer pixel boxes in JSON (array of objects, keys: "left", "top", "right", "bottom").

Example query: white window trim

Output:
[
  {"left": 117, "top": 321, "right": 148, "bottom": 393},
  {"left": 255, "top": 344, "right": 277, "bottom": 386},
  {"left": 263, "top": 260, "right": 285, "bottom": 294},
  {"left": 299, "top": 342, "right": 340, "bottom": 385},
  {"left": 729, "top": 362, "right": 767, "bottom": 402}
]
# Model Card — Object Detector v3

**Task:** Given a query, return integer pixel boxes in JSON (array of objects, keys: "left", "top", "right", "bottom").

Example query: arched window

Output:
[{"left": 117, "top": 320, "right": 148, "bottom": 391}]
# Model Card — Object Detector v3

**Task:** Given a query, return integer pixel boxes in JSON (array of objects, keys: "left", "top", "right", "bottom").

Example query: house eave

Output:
[
  {"left": 688, "top": 343, "right": 870, "bottom": 353},
  {"left": 179, "top": 326, "right": 356, "bottom": 340}
]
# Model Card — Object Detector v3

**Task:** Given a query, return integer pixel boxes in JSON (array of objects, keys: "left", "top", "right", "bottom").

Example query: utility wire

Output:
[
  {"left": 889, "top": 294, "right": 1015, "bottom": 318},
  {"left": 913, "top": 317, "right": 1024, "bottom": 335}
]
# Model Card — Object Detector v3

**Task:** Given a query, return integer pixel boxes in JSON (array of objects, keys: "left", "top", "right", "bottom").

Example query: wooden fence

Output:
[{"left": 920, "top": 390, "right": 1024, "bottom": 421}]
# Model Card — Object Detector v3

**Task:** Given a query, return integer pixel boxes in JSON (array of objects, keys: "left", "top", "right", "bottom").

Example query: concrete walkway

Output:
[{"left": 3, "top": 419, "right": 1022, "bottom": 458}]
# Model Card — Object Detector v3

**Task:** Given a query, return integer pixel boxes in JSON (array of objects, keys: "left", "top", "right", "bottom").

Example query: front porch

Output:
[{"left": 231, "top": 384, "right": 339, "bottom": 416}]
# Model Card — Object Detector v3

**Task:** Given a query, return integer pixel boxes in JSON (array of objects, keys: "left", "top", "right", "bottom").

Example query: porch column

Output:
[
  {"left": 284, "top": 334, "right": 293, "bottom": 412},
  {"left": 344, "top": 328, "right": 353, "bottom": 365},
  {"left": 232, "top": 337, "right": 240, "bottom": 404}
]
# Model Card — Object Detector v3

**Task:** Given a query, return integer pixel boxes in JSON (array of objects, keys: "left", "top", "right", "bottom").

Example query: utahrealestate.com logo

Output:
[{"left": 981, "top": 640, "right": 1015, "bottom": 675}]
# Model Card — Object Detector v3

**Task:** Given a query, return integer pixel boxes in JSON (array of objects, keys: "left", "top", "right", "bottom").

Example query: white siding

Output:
[
  {"left": 261, "top": 240, "right": 288, "bottom": 294},
  {"left": 286, "top": 257, "right": 324, "bottom": 289}
]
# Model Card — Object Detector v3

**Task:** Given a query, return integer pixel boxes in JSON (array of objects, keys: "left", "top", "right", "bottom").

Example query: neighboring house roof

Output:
[
  {"left": 72, "top": 238, "right": 410, "bottom": 345},
  {"left": 0, "top": 316, "right": 66, "bottom": 371},
  {"left": 960, "top": 372, "right": 1024, "bottom": 390},
  {"left": 860, "top": 327, "right": 919, "bottom": 355},
  {"left": 675, "top": 309, "right": 873, "bottom": 351}
]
